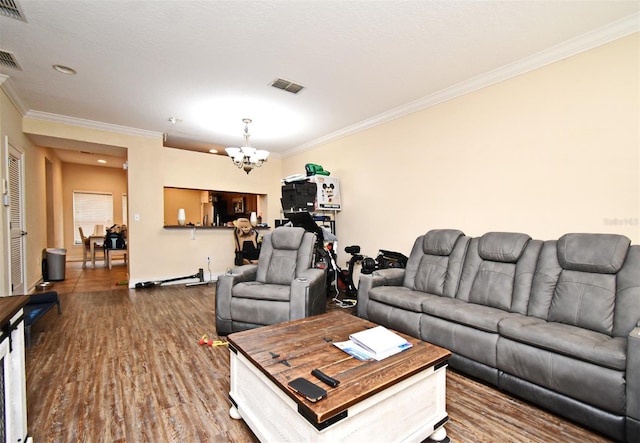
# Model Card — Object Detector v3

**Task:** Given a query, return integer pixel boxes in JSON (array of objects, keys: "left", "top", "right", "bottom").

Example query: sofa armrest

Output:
[
  {"left": 290, "top": 268, "right": 327, "bottom": 320},
  {"left": 628, "top": 324, "right": 640, "bottom": 422},
  {"left": 374, "top": 268, "right": 405, "bottom": 285},
  {"left": 357, "top": 268, "right": 406, "bottom": 320},
  {"left": 215, "top": 265, "right": 258, "bottom": 335}
]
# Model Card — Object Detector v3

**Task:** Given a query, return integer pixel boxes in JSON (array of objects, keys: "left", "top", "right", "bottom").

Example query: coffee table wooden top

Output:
[
  {"left": 228, "top": 311, "right": 451, "bottom": 425},
  {"left": 0, "top": 295, "right": 29, "bottom": 330}
]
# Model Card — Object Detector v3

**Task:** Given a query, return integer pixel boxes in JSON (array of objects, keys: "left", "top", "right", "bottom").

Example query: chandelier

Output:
[{"left": 225, "top": 118, "right": 270, "bottom": 174}]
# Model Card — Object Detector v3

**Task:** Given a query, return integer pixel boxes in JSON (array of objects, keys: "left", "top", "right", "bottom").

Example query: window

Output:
[{"left": 73, "top": 191, "right": 113, "bottom": 244}]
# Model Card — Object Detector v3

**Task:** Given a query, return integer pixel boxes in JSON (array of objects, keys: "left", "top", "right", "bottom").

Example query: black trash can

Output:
[{"left": 45, "top": 248, "right": 67, "bottom": 281}]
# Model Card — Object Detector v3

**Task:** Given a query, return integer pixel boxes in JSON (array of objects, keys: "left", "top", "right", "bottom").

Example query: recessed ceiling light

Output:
[
  {"left": 52, "top": 64, "right": 76, "bottom": 75},
  {"left": 97, "top": 159, "right": 106, "bottom": 164},
  {"left": 209, "top": 148, "right": 218, "bottom": 154}
]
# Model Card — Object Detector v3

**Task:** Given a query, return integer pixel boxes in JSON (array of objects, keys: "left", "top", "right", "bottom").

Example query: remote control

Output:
[{"left": 311, "top": 369, "right": 340, "bottom": 388}]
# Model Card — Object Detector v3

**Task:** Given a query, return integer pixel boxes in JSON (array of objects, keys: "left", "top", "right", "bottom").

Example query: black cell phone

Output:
[{"left": 287, "top": 377, "right": 327, "bottom": 402}]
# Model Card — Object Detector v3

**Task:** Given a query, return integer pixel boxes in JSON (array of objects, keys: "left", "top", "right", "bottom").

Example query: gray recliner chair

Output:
[{"left": 215, "top": 226, "right": 327, "bottom": 336}]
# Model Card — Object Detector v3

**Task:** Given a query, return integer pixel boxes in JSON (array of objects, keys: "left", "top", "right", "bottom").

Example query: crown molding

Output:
[
  {"left": 24, "top": 110, "right": 162, "bottom": 139},
  {"left": 1, "top": 74, "right": 161, "bottom": 139},
  {"left": 4, "top": 12, "right": 639, "bottom": 156},
  {"left": 0, "top": 74, "right": 29, "bottom": 115},
  {"left": 285, "top": 13, "right": 640, "bottom": 157}
]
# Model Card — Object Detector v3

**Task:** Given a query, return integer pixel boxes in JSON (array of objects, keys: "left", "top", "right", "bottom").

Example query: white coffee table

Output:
[{"left": 227, "top": 311, "right": 450, "bottom": 442}]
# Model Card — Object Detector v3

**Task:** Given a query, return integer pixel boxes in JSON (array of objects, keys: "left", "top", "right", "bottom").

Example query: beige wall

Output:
[
  {"left": 61, "top": 162, "right": 128, "bottom": 261},
  {"left": 3, "top": 33, "right": 639, "bottom": 290},
  {"left": 19, "top": 121, "right": 284, "bottom": 286},
  {"left": 283, "top": 34, "right": 639, "bottom": 266},
  {"left": 43, "top": 148, "right": 65, "bottom": 249},
  {"left": 145, "top": 147, "right": 282, "bottom": 282},
  {"left": 0, "top": 88, "right": 67, "bottom": 293}
]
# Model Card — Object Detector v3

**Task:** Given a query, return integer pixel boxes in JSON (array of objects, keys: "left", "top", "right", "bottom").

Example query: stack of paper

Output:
[{"left": 334, "top": 325, "right": 412, "bottom": 361}]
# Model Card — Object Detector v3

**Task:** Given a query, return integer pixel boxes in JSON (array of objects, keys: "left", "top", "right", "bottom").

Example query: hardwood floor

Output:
[
  {"left": 24, "top": 262, "right": 613, "bottom": 442},
  {"left": 46, "top": 260, "right": 130, "bottom": 294}
]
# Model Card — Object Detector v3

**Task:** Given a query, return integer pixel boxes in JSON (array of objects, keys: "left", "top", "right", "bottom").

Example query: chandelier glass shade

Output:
[{"left": 225, "top": 119, "right": 269, "bottom": 174}]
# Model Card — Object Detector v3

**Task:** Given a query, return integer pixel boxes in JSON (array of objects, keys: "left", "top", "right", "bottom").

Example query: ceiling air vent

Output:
[
  {"left": 271, "top": 78, "right": 305, "bottom": 94},
  {"left": 0, "top": 0, "right": 26, "bottom": 21},
  {"left": 0, "top": 50, "right": 21, "bottom": 70}
]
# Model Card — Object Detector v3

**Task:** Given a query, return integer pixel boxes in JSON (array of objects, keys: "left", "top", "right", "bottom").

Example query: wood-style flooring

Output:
[{"left": 24, "top": 262, "right": 613, "bottom": 442}]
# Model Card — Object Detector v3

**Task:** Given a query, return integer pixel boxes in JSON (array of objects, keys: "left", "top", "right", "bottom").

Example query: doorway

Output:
[{"left": 52, "top": 146, "right": 129, "bottom": 292}]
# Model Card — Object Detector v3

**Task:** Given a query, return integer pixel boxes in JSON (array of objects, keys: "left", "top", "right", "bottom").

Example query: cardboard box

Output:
[{"left": 309, "top": 175, "right": 341, "bottom": 210}]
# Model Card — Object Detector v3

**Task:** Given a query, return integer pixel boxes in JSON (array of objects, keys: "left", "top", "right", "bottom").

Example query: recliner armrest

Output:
[
  {"left": 216, "top": 264, "right": 258, "bottom": 303},
  {"left": 290, "top": 268, "right": 327, "bottom": 320},
  {"left": 357, "top": 268, "right": 406, "bottom": 319},
  {"left": 628, "top": 325, "right": 640, "bottom": 422},
  {"left": 215, "top": 265, "right": 259, "bottom": 336},
  {"left": 296, "top": 268, "right": 325, "bottom": 286},
  {"left": 226, "top": 264, "right": 258, "bottom": 282}
]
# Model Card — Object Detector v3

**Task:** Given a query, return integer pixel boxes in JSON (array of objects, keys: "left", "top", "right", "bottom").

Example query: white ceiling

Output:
[{"left": 1, "top": 0, "right": 638, "bottom": 165}]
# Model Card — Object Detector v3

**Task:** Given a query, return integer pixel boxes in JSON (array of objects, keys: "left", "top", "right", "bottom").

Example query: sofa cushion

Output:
[
  {"left": 548, "top": 270, "right": 616, "bottom": 335},
  {"left": 230, "top": 297, "right": 290, "bottom": 326},
  {"left": 468, "top": 261, "right": 519, "bottom": 312},
  {"left": 457, "top": 236, "right": 541, "bottom": 314},
  {"left": 263, "top": 249, "right": 298, "bottom": 285},
  {"left": 497, "top": 336, "right": 626, "bottom": 415},
  {"left": 413, "top": 255, "right": 449, "bottom": 295},
  {"left": 422, "top": 229, "right": 464, "bottom": 256},
  {"left": 478, "top": 232, "right": 531, "bottom": 263},
  {"left": 465, "top": 233, "right": 533, "bottom": 311},
  {"left": 420, "top": 313, "right": 502, "bottom": 369},
  {"left": 369, "top": 286, "right": 438, "bottom": 313},
  {"left": 499, "top": 316, "right": 626, "bottom": 370},
  {"left": 557, "top": 233, "right": 629, "bottom": 274},
  {"left": 271, "top": 226, "right": 305, "bottom": 250},
  {"left": 232, "top": 281, "right": 291, "bottom": 301},
  {"left": 256, "top": 227, "right": 315, "bottom": 285},
  {"left": 403, "top": 230, "right": 469, "bottom": 297},
  {"left": 421, "top": 297, "right": 521, "bottom": 333}
]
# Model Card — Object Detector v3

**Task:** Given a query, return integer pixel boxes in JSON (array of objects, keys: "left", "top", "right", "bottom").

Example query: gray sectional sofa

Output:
[{"left": 357, "top": 229, "right": 639, "bottom": 442}]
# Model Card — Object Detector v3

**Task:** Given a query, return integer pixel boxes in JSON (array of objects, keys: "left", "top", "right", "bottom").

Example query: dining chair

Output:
[{"left": 79, "top": 226, "right": 104, "bottom": 268}]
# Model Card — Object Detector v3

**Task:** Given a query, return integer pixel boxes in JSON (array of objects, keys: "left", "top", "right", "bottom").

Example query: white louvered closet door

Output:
[{"left": 7, "top": 138, "right": 26, "bottom": 295}]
